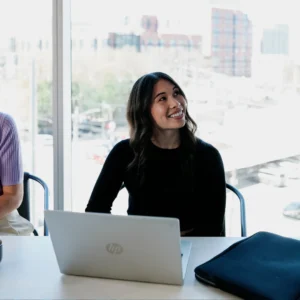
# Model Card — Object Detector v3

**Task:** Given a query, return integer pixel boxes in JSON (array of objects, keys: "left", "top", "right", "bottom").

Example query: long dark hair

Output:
[{"left": 126, "top": 72, "right": 197, "bottom": 184}]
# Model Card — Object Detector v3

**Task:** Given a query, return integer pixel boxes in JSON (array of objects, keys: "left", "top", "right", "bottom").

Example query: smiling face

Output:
[{"left": 150, "top": 79, "right": 186, "bottom": 131}]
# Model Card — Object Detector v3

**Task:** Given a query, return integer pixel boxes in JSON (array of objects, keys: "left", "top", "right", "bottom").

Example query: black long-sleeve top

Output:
[{"left": 86, "top": 138, "right": 226, "bottom": 236}]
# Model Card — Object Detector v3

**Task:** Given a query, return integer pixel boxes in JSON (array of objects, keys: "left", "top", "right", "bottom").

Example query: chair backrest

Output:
[
  {"left": 226, "top": 183, "right": 247, "bottom": 237},
  {"left": 18, "top": 172, "right": 49, "bottom": 236}
]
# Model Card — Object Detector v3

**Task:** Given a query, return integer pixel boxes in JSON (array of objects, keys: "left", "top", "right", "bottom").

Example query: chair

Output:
[
  {"left": 226, "top": 183, "right": 247, "bottom": 237},
  {"left": 119, "top": 183, "right": 247, "bottom": 237},
  {"left": 17, "top": 172, "right": 49, "bottom": 236}
]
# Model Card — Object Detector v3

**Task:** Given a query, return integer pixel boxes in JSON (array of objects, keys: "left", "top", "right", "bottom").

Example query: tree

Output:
[
  {"left": 37, "top": 81, "right": 52, "bottom": 118},
  {"left": 100, "top": 73, "right": 132, "bottom": 106},
  {"left": 37, "top": 74, "right": 132, "bottom": 118}
]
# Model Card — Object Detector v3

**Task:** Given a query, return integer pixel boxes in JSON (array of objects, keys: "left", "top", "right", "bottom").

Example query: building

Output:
[
  {"left": 107, "top": 15, "right": 202, "bottom": 52},
  {"left": 211, "top": 7, "right": 252, "bottom": 77},
  {"left": 107, "top": 32, "right": 141, "bottom": 52},
  {"left": 141, "top": 15, "right": 158, "bottom": 33},
  {"left": 261, "top": 24, "right": 289, "bottom": 55}
]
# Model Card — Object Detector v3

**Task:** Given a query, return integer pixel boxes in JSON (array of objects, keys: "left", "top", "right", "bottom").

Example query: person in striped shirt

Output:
[{"left": 0, "top": 112, "right": 34, "bottom": 235}]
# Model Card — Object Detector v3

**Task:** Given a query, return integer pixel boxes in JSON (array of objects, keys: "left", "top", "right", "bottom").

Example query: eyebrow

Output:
[{"left": 154, "top": 86, "right": 178, "bottom": 100}]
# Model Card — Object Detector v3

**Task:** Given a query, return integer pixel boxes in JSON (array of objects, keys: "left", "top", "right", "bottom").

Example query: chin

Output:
[
  {"left": 169, "top": 121, "right": 186, "bottom": 129},
  {"left": 178, "top": 121, "right": 186, "bottom": 128}
]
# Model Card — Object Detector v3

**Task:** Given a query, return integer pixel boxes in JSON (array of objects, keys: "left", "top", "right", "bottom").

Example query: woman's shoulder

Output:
[
  {"left": 0, "top": 112, "right": 15, "bottom": 127},
  {"left": 110, "top": 139, "right": 133, "bottom": 155},
  {"left": 0, "top": 112, "right": 18, "bottom": 136},
  {"left": 105, "top": 139, "right": 133, "bottom": 165},
  {"left": 112, "top": 138, "right": 130, "bottom": 149},
  {"left": 194, "top": 138, "right": 222, "bottom": 158}
]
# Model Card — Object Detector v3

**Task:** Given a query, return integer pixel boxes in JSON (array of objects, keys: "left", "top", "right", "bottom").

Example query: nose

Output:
[{"left": 169, "top": 97, "right": 181, "bottom": 108}]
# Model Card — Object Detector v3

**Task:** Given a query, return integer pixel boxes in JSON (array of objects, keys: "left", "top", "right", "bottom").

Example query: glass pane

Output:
[
  {"left": 0, "top": 0, "right": 53, "bottom": 234},
  {"left": 71, "top": 0, "right": 300, "bottom": 236}
]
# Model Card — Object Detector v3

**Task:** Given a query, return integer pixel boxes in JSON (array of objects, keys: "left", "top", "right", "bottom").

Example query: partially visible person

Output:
[
  {"left": 86, "top": 72, "right": 226, "bottom": 236},
  {"left": 0, "top": 112, "right": 34, "bottom": 235}
]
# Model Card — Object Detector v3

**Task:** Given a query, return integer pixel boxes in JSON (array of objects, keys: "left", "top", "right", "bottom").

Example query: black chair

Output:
[
  {"left": 17, "top": 172, "right": 49, "bottom": 236},
  {"left": 119, "top": 182, "right": 247, "bottom": 237},
  {"left": 226, "top": 183, "right": 247, "bottom": 237}
]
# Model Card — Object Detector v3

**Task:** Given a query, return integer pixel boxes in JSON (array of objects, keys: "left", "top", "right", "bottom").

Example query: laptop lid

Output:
[{"left": 44, "top": 210, "right": 191, "bottom": 285}]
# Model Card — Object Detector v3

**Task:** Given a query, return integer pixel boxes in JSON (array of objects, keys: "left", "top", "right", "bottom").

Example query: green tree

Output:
[
  {"left": 100, "top": 73, "right": 132, "bottom": 105},
  {"left": 37, "top": 74, "right": 132, "bottom": 118},
  {"left": 37, "top": 81, "right": 52, "bottom": 118}
]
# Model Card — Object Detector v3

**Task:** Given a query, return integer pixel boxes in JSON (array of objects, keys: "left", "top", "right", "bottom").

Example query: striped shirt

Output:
[
  {"left": 0, "top": 112, "right": 23, "bottom": 192},
  {"left": 0, "top": 113, "right": 33, "bottom": 235}
]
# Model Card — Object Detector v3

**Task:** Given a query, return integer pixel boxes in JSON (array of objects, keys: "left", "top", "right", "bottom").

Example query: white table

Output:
[{"left": 0, "top": 236, "right": 242, "bottom": 299}]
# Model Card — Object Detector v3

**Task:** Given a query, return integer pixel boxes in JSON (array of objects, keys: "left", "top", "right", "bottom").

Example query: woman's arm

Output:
[
  {"left": 207, "top": 146, "right": 226, "bottom": 236},
  {"left": 85, "top": 140, "right": 129, "bottom": 213},
  {"left": 0, "top": 114, "right": 24, "bottom": 218},
  {"left": 193, "top": 143, "right": 226, "bottom": 236}
]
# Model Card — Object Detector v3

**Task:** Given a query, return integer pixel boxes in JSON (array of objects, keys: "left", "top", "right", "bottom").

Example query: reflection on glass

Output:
[{"left": 71, "top": 0, "right": 300, "bottom": 237}]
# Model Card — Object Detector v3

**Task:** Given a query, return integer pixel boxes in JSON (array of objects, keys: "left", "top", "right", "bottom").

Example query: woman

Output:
[
  {"left": 0, "top": 112, "right": 34, "bottom": 235},
  {"left": 86, "top": 72, "right": 226, "bottom": 236}
]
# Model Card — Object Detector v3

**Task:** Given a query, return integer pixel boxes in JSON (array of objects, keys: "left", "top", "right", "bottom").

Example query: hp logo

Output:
[{"left": 106, "top": 243, "right": 123, "bottom": 254}]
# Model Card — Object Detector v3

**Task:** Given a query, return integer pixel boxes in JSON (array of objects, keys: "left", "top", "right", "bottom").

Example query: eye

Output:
[
  {"left": 159, "top": 96, "right": 167, "bottom": 101},
  {"left": 174, "top": 90, "right": 180, "bottom": 96}
]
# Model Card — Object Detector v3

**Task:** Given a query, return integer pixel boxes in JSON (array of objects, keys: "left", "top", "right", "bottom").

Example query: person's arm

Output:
[
  {"left": 0, "top": 114, "right": 24, "bottom": 218},
  {"left": 194, "top": 144, "right": 226, "bottom": 236},
  {"left": 85, "top": 141, "right": 128, "bottom": 213},
  {"left": 0, "top": 184, "right": 23, "bottom": 219},
  {"left": 207, "top": 146, "right": 226, "bottom": 236}
]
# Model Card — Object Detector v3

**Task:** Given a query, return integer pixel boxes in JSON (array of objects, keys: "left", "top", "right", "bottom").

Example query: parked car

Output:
[{"left": 38, "top": 118, "right": 52, "bottom": 135}]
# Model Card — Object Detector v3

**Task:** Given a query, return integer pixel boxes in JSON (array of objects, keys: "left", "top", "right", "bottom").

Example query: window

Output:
[
  {"left": 170, "top": 40, "right": 177, "bottom": 47},
  {"left": 124, "top": 16, "right": 129, "bottom": 25},
  {"left": 0, "top": 0, "right": 53, "bottom": 233},
  {"left": 70, "top": 0, "right": 300, "bottom": 237},
  {"left": 38, "top": 40, "right": 43, "bottom": 50},
  {"left": 158, "top": 39, "right": 164, "bottom": 47},
  {"left": 93, "top": 38, "right": 98, "bottom": 50},
  {"left": 79, "top": 39, "right": 84, "bottom": 49},
  {"left": 10, "top": 38, "right": 16, "bottom": 52},
  {"left": 212, "top": 17, "right": 219, "bottom": 25}
]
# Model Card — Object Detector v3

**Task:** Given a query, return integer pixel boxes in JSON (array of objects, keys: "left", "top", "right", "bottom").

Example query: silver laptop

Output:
[{"left": 44, "top": 210, "right": 192, "bottom": 285}]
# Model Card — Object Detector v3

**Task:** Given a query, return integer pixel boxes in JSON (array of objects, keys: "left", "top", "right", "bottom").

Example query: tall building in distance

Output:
[
  {"left": 261, "top": 24, "right": 289, "bottom": 55},
  {"left": 107, "top": 15, "right": 202, "bottom": 52},
  {"left": 107, "top": 32, "right": 141, "bottom": 52},
  {"left": 141, "top": 15, "right": 158, "bottom": 33},
  {"left": 211, "top": 7, "right": 252, "bottom": 77}
]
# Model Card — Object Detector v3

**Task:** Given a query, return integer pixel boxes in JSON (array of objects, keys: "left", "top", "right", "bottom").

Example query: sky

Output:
[
  {"left": 0, "top": 0, "right": 299, "bottom": 58},
  {"left": 0, "top": 0, "right": 297, "bottom": 28},
  {"left": 0, "top": 0, "right": 298, "bottom": 34}
]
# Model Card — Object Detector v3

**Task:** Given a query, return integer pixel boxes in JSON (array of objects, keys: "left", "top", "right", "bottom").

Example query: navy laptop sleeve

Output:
[{"left": 194, "top": 231, "right": 300, "bottom": 300}]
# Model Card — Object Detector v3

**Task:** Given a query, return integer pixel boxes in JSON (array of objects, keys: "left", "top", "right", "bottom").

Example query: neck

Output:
[{"left": 151, "top": 129, "right": 180, "bottom": 149}]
